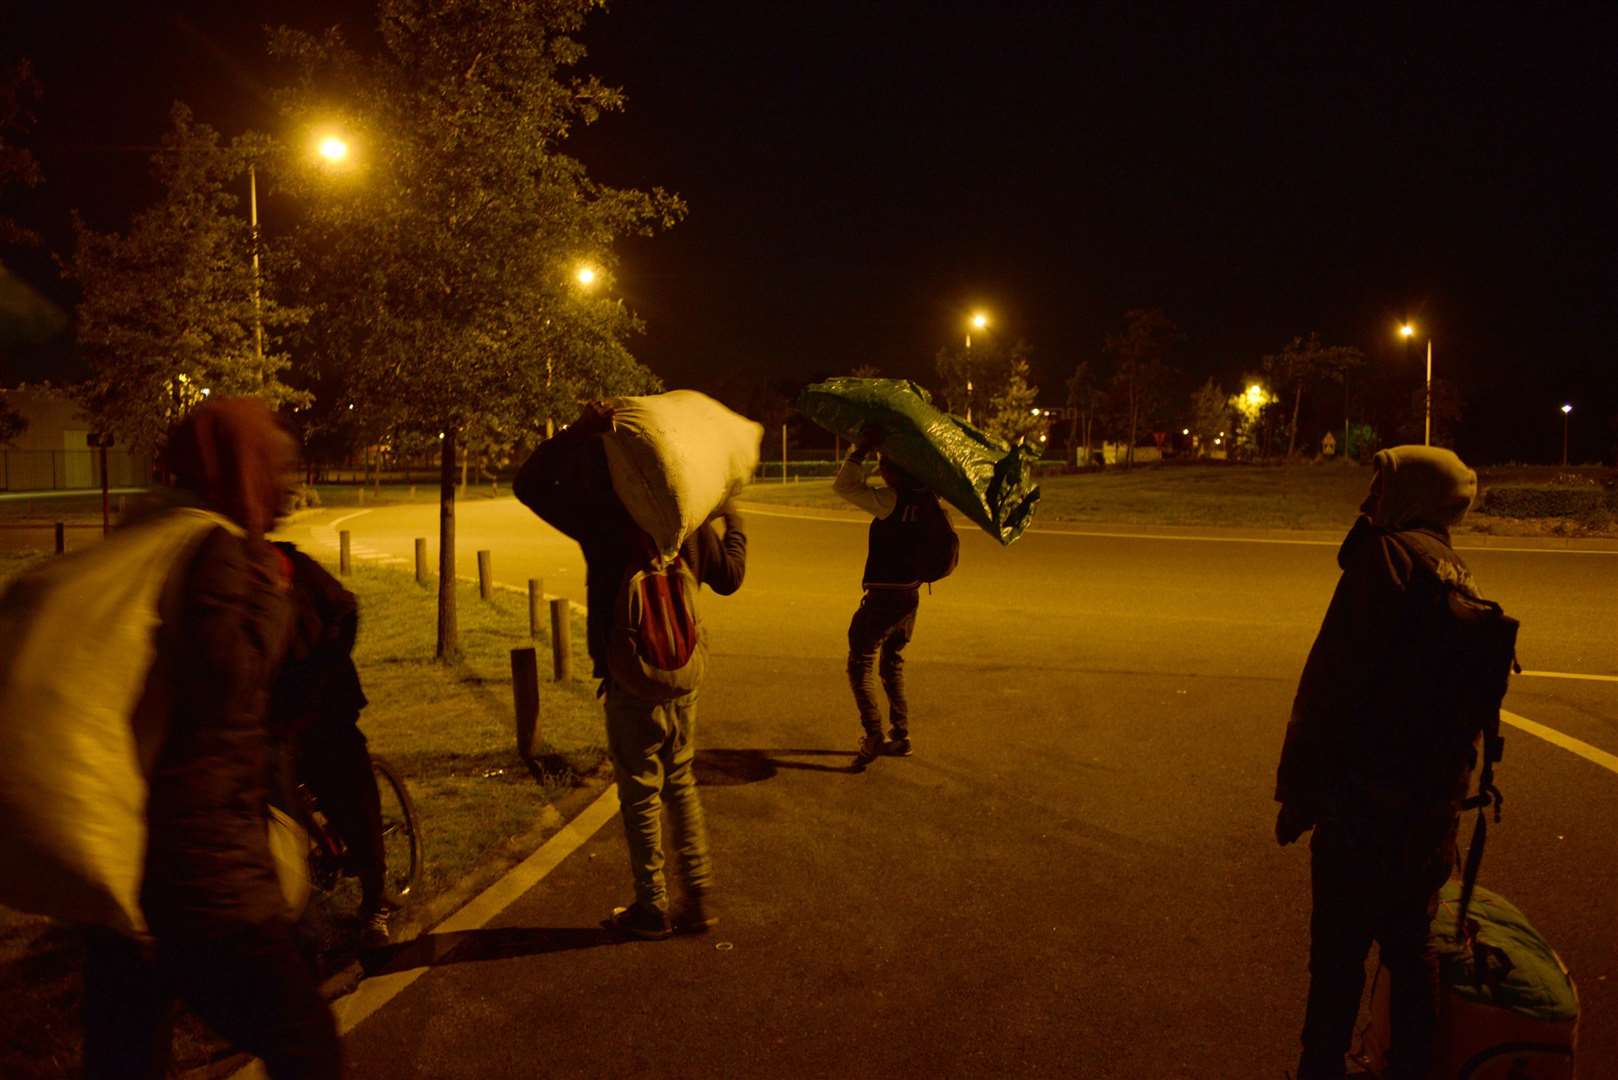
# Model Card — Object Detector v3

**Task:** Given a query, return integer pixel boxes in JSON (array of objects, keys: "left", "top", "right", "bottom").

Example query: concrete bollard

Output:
[
  {"left": 549, "top": 598, "right": 572, "bottom": 682},
  {"left": 339, "top": 530, "right": 352, "bottom": 576},
  {"left": 357, "top": 486, "right": 365, "bottom": 506},
  {"left": 415, "top": 538, "right": 428, "bottom": 584},
  {"left": 477, "top": 550, "right": 493, "bottom": 600},
  {"left": 54, "top": 521, "right": 65, "bottom": 555},
  {"left": 529, "top": 579, "right": 543, "bottom": 639},
  {"left": 511, "top": 647, "right": 541, "bottom": 760}
]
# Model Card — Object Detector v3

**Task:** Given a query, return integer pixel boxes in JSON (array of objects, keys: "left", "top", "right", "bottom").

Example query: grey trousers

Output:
[{"left": 604, "top": 681, "right": 714, "bottom": 910}]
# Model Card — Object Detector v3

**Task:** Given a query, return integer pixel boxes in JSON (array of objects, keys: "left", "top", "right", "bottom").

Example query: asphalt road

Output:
[{"left": 276, "top": 498, "right": 1618, "bottom": 1078}]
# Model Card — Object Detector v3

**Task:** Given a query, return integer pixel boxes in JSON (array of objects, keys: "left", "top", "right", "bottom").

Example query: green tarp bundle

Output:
[
  {"left": 1432, "top": 880, "right": 1580, "bottom": 1022},
  {"left": 796, "top": 377, "right": 1041, "bottom": 545}
]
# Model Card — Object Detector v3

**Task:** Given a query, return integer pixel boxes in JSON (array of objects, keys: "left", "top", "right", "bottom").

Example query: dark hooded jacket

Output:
[
  {"left": 1275, "top": 446, "right": 1482, "bottom": 826},
  {"left": 136, "top": 400, "right": 299, "bottom": 935}
]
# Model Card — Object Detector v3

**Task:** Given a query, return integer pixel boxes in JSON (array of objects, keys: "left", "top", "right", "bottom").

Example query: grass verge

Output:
[
  {"left": 0, "top": 557, "right": 609, "bottom": 1079},
  {"left": 740, "top": 460, "right": 1618, "bottom": 537}
]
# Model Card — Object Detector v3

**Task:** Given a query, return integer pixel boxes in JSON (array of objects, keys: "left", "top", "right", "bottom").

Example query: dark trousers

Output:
[
  {"left": 1298, "top": 817, "right": 1455, "bottom": 1080},
  {"left": 846, "top": 588, "right": 919, "bottom": 737},
  {"left": 82, "top": 920, "right": 341, "bottom": 1080},
  {"left": 299, "top": 722, "right": 386, "bottom": 912}
]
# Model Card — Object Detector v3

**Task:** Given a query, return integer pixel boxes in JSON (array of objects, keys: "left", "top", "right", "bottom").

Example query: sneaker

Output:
[
  {"left": 884, "top": 736, "right": 913, "bottom": 757},
  {"left": 672, "top": 894, "right": 718, "bottom": 935},
  {"left": 360, "top": 909, "right": 392, "bottom": 951},
  {"left": 855, "top": 732, "right": 884, "bottom": 765},
  {"left": 604, "top": 901, "right": 672, "bottom": 940}
]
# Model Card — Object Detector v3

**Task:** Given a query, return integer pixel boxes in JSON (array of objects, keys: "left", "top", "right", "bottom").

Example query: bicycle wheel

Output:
[{"left": 370, "top": 754, "right": 423, "bottom": 899}]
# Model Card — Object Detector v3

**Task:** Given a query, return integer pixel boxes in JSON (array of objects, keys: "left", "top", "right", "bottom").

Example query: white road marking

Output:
[
  {"left": 231, "top": 786, "right": 622, "bottom": 1077},
  {"left": 738, "top": 505, "right": 1618, "bottom": 555},
  {"left": 1520, "top": 670, "right": 1618, "bottom": 684},
  {"left": 1502, "top": 709, "right": 1618, "bottom": 776}
]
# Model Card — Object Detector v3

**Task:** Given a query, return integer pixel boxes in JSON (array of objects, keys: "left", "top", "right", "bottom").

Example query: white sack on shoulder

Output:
[
  {"left": 0, "top": 508, "right": 236, "bottom": 935},
  {"left": 602, "top": 390, "right": 762, "bottom": 558}
]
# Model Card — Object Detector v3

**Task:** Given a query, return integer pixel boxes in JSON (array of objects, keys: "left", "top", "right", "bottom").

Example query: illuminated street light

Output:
[
  {"left": 962, "top": 311, "right": 990, "bottom": 422},
  {"left": 1030, "top": 408, "right": 1041, "bottom": 416},
  {"left": 1399, "top": 322, "right": 1433, "bottom": 446},
  {"left": 1561, "top": 403, "right": 1573, "bottom": 467},
  {"left": 317, "top": 135, "right": 350, "bottom": 163},
  {"left": 247, "top": 133, "right": 356, "bottom": 365},
  {"left": 576, "top": 265, "right": 597, "bottom": 287},
  {"left": 1245, "top": 384, "right": 1268, "bottom": 407}
]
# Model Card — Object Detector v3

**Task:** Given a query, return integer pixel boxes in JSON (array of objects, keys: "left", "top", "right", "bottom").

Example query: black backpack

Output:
[
  {"left": 1397, "top": 534, "right": 1521, "bottom": 936},
  {"left": 905, "top": 494, "right": 959, "bottom": 584}
]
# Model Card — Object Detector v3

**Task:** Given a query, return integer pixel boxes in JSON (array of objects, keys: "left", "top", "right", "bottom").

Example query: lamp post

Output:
[
  {"left": 247, "top": 134, "right": 352, "bottom": 366},
  {"left": 1561, "top": 403, "right": 1572, "bottom": 467},
  {"left": 964, "top": 311, "right": 988, "bottom": 423},
  {"left": 543, "top": 265, "right": 599, "bottom": 438},
  {"left": 1399, "top": 323, "right": 1432, "bottom": 446}
]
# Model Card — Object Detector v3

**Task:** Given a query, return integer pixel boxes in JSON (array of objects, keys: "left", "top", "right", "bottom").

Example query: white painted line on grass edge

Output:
[
  {"left": 1519, "top": 670, "right": 1618, "bottom": 684},
  {"left": 1502, "top": 709, "right": 1618, "bottom": 776},
  {"left": 230, "top": 785, "right": 621, "bottom": 1079}
]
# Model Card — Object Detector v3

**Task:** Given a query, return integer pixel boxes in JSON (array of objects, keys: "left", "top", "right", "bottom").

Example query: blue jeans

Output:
[
  {"left": 846, "top": 588, "right": 918, "bottom": 738},
  {"left": 603, "top": 681, "right": 713, "bottom": 910}
]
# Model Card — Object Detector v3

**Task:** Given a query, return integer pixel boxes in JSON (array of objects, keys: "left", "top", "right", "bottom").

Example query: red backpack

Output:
[{"left": 607, "top": 537, "right": 708, "bottom": 702}]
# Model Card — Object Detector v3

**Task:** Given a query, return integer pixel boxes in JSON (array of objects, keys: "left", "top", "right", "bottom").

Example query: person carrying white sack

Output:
[{"left": 514, "top": 396, "right": 750, "bottom": 939}]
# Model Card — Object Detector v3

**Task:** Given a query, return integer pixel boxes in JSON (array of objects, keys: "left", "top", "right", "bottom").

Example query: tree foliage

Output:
[
  {"left": 67, "top": 105, "right": 307, "bottom": 452},
  {"left": 269, "top": 0, "right": 683, "bottom": 658},
  {"left": 0, "top": 61, "right": 43, "bottom": 249},
  {"left": 1103, "top": 308, "right": 1180, "bottom": 466},
  {"left": 1227, "top": 376, "right": 1275, "bottom": 458},
  {"left": 0, "top": 60, "right": 45, "bottom": 441},
  {"left": 1188, "top": 377, "right": 1231, "bottom": 457},
  {"left": 1260, "top": 332, "right": 1364, "bottom": 457},
  {"left": 982, "top": 356, "right": 1044, "bottom": 446},
  {"left": 1064, "top": 360, "right": 1102, "bottom": 467}
]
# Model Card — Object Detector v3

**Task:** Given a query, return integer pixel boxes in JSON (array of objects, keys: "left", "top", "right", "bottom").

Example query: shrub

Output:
[{"left": 1475, "top": 485, "right": 1610, "bottom": 518}]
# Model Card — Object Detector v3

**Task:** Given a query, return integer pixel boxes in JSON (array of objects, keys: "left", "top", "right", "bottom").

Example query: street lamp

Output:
[
  {"left": 1561, "top": 403, "right": 1573, "bottom": 467},
  {"left": 317, "top": 135, "right": 350, "bottom": 163},
  {"left": 247, "top": 131, "right": 356, "bottom": 364},
  {"left": 964, "top": 311, "right": 989, "bottom": 422},
  {"left": 1400, "top": 323, "right": 1433, "bottom": 446}
]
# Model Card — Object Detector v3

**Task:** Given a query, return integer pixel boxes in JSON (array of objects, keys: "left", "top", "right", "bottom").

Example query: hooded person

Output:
[
  {"left": 81, "top": 398, "right": 342, "bottom": 1080},
  {"left": 1274, "top": 445, "right": 1483, "bottom": 1080}
]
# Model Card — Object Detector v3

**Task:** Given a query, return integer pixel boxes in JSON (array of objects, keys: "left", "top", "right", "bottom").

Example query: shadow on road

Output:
[
  {"left": 362, "top": 925, "right": 621, "bottom": 977},
  {"left": 695, "top": 747, "right": 859, "bottom": 784}
]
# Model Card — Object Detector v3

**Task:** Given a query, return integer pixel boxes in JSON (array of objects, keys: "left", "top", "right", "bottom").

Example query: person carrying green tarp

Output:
[
  {"left": 800, "top": 378, "right": 1039, "bottom": 765},
  {"left": 796, "top": 377, "right": 1041, "bottom": 545}
]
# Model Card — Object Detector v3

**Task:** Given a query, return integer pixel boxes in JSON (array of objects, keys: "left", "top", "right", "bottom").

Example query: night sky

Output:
[{"left": 5, "top": 2, "right": 1615, "bottom": 463}]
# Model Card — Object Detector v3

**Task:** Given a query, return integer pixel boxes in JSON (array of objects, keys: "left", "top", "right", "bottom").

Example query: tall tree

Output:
[
  {"left": 1063, "top": 360, "right": 1102, "bottom": 467},
  {"left": 271, "top": 0, "right": 682, "bottom": 660},
  {"left": 0, "top": 60, "right": 43, "bottom": 248},
  {"left": 67, "top": 105, "right": 307, "bottom": 453},
  {"left": 1227, "top": 376, "right": 1275, "bottom": 459},
  {"left": 983, "top": 356, "right": 1044, "bottom": 446},
  {"left": 1188, "top": 377, "right": 1231, "bottom": 457},
  {"left": 1103, "top": 308, "right": 1180, "bottom": 467},
  {"left": 1260, "top": 332, "right": 1365, "bottom": 457},
  {"left": 0, "top": 61, "right": 45, "bottom": 442}
]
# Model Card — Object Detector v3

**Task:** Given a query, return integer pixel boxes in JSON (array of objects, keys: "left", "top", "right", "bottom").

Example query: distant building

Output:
[{"left": 0, "top": 385, "right": 150, "bottom": 491}]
